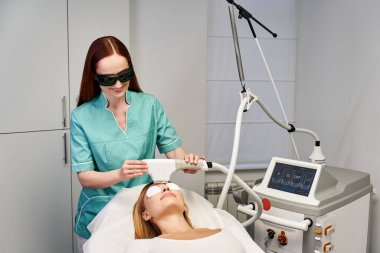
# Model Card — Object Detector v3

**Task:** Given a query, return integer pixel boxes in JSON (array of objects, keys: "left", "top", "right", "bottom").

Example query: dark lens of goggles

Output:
[{"left": 94, "top": 68, "right": 134, "bottom": 86}]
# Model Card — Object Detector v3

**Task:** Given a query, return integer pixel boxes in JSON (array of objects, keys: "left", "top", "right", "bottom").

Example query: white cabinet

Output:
[
  {"left": 0, "top": 1, "right": 72, "bottom": 251},
  {"left": 0, "top": 130, "right": 72, "bottom": 253},
  {"left": 0, "top": 0, "right": 69, "bottom": 133}
]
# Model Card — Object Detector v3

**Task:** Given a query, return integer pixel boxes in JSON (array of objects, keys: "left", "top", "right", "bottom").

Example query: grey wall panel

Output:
[
  {"left": 206, "top": 123, "right": 292, "bottom": 165},
  {"left": 208, "top": 37, "right": 297, "bottom": 82}
]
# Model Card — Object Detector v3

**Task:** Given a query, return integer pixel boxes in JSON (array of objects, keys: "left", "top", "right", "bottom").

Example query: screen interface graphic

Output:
[{"left": 267, "top": 162, "right": 316, "bottom": 196}]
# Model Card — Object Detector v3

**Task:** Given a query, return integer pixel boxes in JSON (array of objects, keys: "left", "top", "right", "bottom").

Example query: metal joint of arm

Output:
[{"left": 240, "top": 88, "right": 258, "bottom": 112}]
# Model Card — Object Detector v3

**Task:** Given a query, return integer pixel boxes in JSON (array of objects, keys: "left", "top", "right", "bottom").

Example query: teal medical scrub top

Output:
[{"left": 70, "top": 91, "right": 182, "bottom": 239}]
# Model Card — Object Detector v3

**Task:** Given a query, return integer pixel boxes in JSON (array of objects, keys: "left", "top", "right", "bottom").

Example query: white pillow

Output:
[{"left": 84, "top": 184, "right": 225, "bottom": 253}]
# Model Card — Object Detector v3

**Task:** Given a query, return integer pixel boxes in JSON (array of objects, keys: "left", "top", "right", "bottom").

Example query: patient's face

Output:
[{"left": 142, "top": 183, "right": 185, "bottom": 221}]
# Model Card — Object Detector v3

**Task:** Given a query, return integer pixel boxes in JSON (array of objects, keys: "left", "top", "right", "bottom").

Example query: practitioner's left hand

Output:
[{"left": 183, "top": 153, "right": 205, "bottom": 174}]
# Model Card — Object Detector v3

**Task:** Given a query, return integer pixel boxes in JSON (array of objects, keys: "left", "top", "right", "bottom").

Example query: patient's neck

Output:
[{"left": 154, "top": 213, "right": 193, "bottom": 235}]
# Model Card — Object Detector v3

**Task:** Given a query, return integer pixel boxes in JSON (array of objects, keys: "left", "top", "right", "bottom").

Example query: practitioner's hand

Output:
[
  {"left": 119, "top": 160, "right": 149, "bottom": 180},
  {"left": 183, "top": 153, "right": 205, "bottom": 174}
]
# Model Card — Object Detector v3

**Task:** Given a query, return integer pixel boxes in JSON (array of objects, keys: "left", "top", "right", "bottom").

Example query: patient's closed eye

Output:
[
  {"left": 146, "top": 183, "right": 181, "bottom": 198},
  {"left": 166, "top": 183, "right": 181, "bottom": 191},
  {"left": 146, "top": 186, "right": 162, "bottom": 198}
]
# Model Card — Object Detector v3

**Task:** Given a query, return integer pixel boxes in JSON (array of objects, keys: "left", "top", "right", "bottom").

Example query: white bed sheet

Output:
[{"left": 84, "top": 184, "right": 264, "bottom": 253}]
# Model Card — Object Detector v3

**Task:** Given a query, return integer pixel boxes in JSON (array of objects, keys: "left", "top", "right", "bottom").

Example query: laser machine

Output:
[
  {"left": 239, "top": 157, "right": 372, "bottom": 253},
  {"left": 220, "top": 1, "right": 373, "bottom": 252}
]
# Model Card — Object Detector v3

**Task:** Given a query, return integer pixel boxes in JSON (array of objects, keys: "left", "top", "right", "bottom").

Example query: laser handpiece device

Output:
[{"left": 145, "top": 159, "right": 210, "bottom": 183}]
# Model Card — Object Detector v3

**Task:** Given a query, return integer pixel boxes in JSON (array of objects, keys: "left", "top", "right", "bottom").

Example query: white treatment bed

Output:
[{"left": 83, "top": 184, "right": 264, "bottom": 253}]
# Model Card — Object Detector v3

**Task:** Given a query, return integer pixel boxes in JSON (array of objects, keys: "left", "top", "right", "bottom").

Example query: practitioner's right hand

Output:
[{"left": 119, "top": 160, "right": 149, "bottom": 180}]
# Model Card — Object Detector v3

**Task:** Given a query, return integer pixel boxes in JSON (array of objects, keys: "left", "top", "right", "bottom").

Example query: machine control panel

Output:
[
  {"left": 255, "top": 219, "right": 304, "bottom": 252},
  {"left": 267, "top": 162, "right": 317, "bottom": 196},
  {"left": 253, "top": 157, "right": 323, "bottom": 206}
]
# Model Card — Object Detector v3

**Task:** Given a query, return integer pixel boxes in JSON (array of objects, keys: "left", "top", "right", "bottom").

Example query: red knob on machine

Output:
[
  {"left": 262, "top": 198, "right": 271, "bottom": 211},
  {"left": 277, "top": 231, "right": 288, "bottom": 246}
]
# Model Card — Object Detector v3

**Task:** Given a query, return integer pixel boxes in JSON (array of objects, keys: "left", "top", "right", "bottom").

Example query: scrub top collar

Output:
[{"left": 98, "top": 91, "right": 132, "bottom": 108}]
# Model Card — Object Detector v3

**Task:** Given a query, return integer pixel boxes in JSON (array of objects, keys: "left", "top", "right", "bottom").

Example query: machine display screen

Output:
[{"left": 267, "top": 162, "right": 316, "bottom": 196}]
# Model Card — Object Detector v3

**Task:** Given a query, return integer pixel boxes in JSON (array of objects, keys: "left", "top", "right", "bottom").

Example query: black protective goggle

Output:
[{"left": 93, "top": 68, "right": 134, "bottom": 86}]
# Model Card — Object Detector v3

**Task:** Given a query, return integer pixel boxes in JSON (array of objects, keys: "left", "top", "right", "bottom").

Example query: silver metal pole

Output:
[{"left": 228, "top": 5, "right": 245, "bottom": 84}]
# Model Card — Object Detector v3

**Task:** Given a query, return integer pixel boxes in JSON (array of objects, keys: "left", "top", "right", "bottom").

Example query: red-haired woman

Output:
[{"left": 70, "top": 36, "right": 202, "bottom": 252}]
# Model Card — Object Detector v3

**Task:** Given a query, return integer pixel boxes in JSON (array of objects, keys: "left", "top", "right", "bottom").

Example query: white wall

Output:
[
  {"left": 296, "top": 1, "right": 380, "bottom": 252},
  {"left": 129, "top": 0, "right": 207, "bottom": 195}
]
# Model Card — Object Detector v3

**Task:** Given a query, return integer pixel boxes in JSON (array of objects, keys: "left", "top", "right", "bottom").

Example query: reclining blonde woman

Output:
[{"left": 123, "top": 182, "right": 255, "bottom": 253}]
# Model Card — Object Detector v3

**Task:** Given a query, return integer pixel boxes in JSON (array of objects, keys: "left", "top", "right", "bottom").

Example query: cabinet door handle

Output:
[
  {"left": 63, "top": 133, "right": 68, "bottom": 164},
  {"left": 62, "top": 96, "right": 67, "bottom": 127}
]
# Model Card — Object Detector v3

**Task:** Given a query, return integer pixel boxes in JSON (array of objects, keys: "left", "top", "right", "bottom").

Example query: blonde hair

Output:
[{"left": 133, "top": 182, "right": 193, "bottom": 239}]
